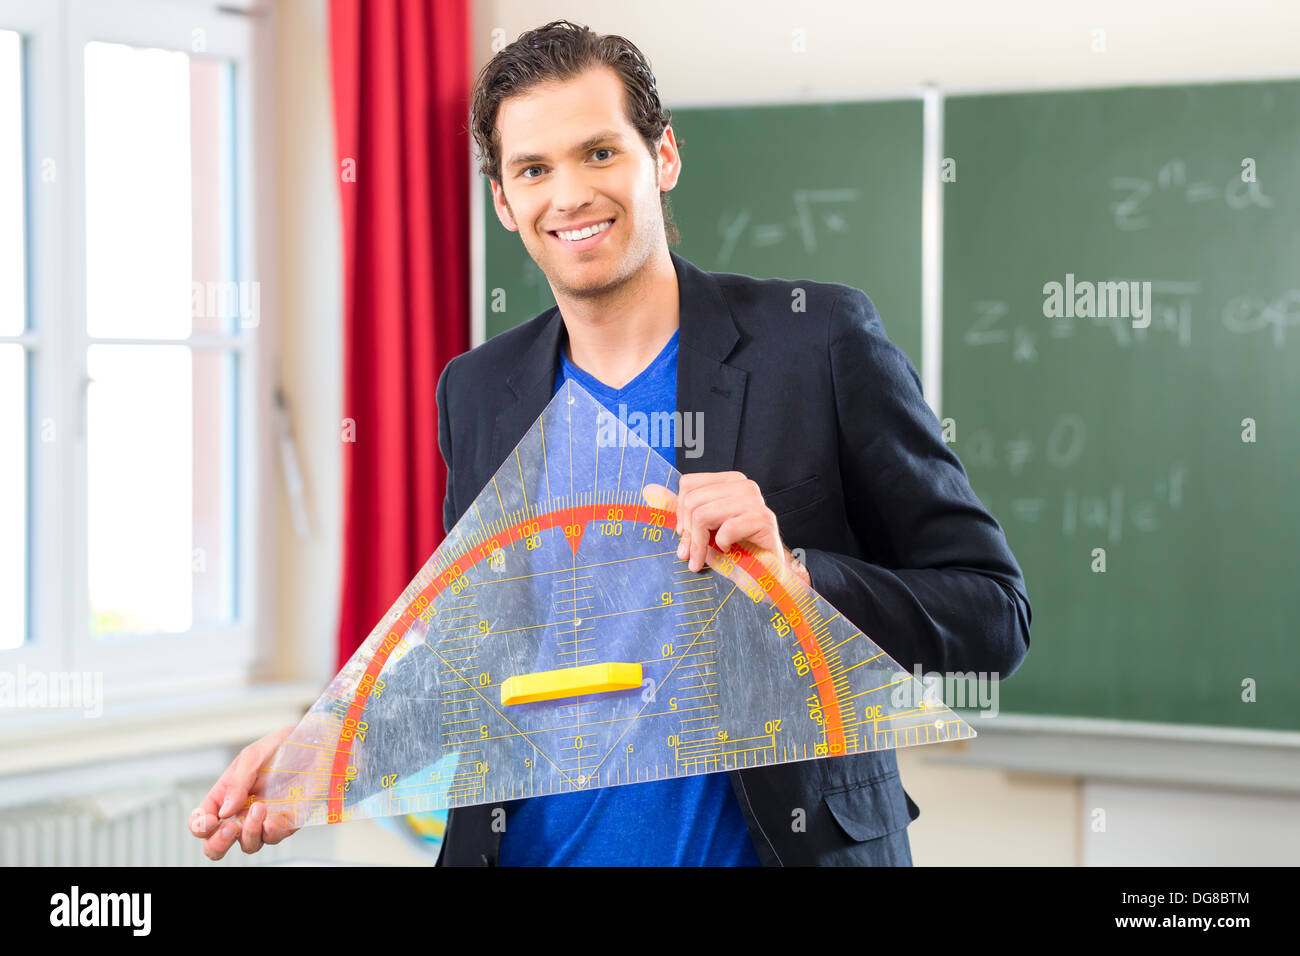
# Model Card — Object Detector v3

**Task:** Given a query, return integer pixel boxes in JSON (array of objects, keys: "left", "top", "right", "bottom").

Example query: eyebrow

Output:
[{"left": 505, "top": 130, "right": 626, "bottom": 172}]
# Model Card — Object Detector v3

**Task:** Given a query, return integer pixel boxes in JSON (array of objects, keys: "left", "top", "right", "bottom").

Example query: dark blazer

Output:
[{"left": 432, "top": 249, "right": 1032, "bottom": 865}]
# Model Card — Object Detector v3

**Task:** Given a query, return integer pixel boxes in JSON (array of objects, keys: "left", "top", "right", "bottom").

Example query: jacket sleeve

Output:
[
  {"left": 798, "top": 287, "right": 1032, "bottom": 679},
  {"left": 436, "top": 358, "right": 457, "bottom": 537}
]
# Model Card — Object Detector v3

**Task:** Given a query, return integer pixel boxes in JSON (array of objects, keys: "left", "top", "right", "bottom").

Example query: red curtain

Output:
[{"left": 330, "top": 0, "right": 472, "bottom": 668}]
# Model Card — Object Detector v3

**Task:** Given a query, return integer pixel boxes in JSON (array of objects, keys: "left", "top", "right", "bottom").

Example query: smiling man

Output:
[
  {"left": 191, "top": 18, "right": 1031, "bottom": 868},
  {"left": 433, "top": 20, "right": 1031, "bottom": 867},
  {"left": 488, "top": 57, "right": 683, "bottom": 398}
]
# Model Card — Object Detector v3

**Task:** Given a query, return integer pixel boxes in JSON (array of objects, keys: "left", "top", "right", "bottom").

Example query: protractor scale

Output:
[{"left": 256, "top": 379, "right": 975, "bottom": 827}]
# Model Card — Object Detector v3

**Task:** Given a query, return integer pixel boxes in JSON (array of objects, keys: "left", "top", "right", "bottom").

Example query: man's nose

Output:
[{"left": 550, "top": 164, "right": 596, "bottom": 215}]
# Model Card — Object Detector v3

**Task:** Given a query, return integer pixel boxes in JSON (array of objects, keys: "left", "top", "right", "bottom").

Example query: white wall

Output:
[
  {"left": 474, "top": 0, "right": 1300, "bottom": 99},
  {"left": 1083, "top": 780, "right": 1300, "bottom": 866},
  {"left": 271, "top": 0, "right": 343, "bottom": 690}
]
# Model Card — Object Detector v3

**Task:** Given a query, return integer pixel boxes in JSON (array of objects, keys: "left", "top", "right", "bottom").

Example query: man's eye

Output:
[{"left": 521, "top": 149, "right": 612, "bottom": 179}]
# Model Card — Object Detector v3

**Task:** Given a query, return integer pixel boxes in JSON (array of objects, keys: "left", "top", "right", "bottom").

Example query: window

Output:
[
  {"left": 84, "top": 42, "right": 241, "bottom": 637},
  {"left": 0, "top": 0, "right": 269, "bottom": 697},
  {"left": 0, "top": 26, "right": 26, "bottom": 653}
]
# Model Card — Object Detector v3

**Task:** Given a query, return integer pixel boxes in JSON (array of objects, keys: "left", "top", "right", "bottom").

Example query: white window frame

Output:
[
  {"left": 1, "top": 0, "right": 62, "bottom": 682},
  {"left": 0, "top": 0, "right": 276, "bottom": 702}
]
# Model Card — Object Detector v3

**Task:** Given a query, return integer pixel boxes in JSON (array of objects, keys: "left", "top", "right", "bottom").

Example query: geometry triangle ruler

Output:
[{"left": 253, "top": 378, "right": 975, "bottom": 828}]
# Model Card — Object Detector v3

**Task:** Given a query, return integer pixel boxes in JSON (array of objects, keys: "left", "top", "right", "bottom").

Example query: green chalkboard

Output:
[
  {"left": 482, "top": 98, "right": 924, "bottom": 368},
  {"left": 943, "top": 81, "right": 1300, "bottom": 731}
]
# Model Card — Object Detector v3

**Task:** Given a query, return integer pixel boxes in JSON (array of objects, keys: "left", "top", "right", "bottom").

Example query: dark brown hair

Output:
[{"left": 469, "top": 19, "right": 682, "bottom": 246}]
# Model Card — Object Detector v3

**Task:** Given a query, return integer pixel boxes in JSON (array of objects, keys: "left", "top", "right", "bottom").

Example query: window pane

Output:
[
  {"left": 1, "top": 30, "right": 24, "bottom": 336},
  {"left": 0, "top": 345, "right": 26, "bottom": 649},
  {"left": 87, "top": 345, "right": 238, "bottom": 635},
  {"left": 84, "top": 42, "right": 240, "bottom": 339}
]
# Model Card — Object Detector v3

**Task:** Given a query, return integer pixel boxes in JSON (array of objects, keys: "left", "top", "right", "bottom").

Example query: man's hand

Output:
[
  {"left": 189, "top": 725, "right": 300, "bottom": 861},
  {"left": 642, "top": 472, "right": 811, "bottom": 587}
]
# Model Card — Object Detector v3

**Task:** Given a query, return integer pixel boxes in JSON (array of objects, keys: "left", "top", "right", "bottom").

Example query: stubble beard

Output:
[{"left": 540, "top": 215, "right": 654, "bottom": 307}]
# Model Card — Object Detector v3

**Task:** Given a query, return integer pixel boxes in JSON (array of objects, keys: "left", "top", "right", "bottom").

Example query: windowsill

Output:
[{"left": 0, "top": 680, "right": 322, "bottom": 778}]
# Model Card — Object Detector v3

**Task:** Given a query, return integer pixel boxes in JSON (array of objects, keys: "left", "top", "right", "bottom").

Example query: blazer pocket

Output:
[
  {"left": 763, "top": 474, "right": 825, "bottom": 519},
  {"left": 821, "top": 774, "right": 913, "bottom": 842}
]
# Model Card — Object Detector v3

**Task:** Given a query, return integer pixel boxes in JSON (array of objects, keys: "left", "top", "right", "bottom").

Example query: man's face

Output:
[{"left": 490, "top": 65, "right": 681, "bottom": 300}]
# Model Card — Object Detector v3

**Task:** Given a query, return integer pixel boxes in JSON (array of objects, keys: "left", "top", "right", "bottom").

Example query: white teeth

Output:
[{"left": 556, "top": 219, "right": 613, "bottom": 241}]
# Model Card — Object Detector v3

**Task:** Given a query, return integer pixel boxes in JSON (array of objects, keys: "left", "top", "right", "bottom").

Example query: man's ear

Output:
[
  {"left": 490, "top": 178, "right": 519, "bottom": 232},
  {"left": 656, "top": 126, "right": 682, "bottom": 192}
]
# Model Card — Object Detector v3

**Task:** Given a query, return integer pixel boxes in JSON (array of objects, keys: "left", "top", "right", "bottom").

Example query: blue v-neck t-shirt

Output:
[{"left": 495, "top": 328, "right": 761, "bottom": 866}]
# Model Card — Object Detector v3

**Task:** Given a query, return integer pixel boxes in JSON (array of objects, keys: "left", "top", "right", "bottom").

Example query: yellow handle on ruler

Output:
[{"left": 501, "top": 663, "right": 643, "bottom": 706}]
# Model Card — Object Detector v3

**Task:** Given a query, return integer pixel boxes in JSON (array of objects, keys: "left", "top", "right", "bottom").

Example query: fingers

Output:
[
  {"left": 641, "top": 483, "right": 676, "bottom": 511},
  {"left": 682, "top": 495, "right": 778, "bottom": 571},
  {"left": 189, "top": 805, "right": 220, "bottom": 840},
  {"left": 190, "top": 744, "right": 260, "bottom": 850},
  {"left": 196, "top": 780, "right": 251, "bottom": 861},
  {"left": 713, "top": 512, "right": 778, "bottom": 555},
  {"left": 650, "top": 473, "right": 783, "bottom": 572},
  {"left": 199, "top": 798, "right": 291, "bottom": 860},
  {"left": 677, "top": 471, "right": 746, "bottom": 494},
  {"left": 238, "top": 801, "right": 267, "bottom": 854},
  {"left": 688, "top": 496, "right": 756, "bottom": 553},
  {"left": 687, "top": 500, "right": 717, "bottom": 571},
  {"left": 201, "top": 815, "right": 243, "bottom": 861},
  {"left": 191, "top": 726, "right": 300, "bottom": 861},
  {"left": 244, "top": 763, "right": 300, "bottom": 846},
  {"left": 672, "top": 475, "right": 749, "bottom": 571},
  {"left": 262, "top": 808, "right": 300, "bottom": 846},
  {"left": 216, "top": 759, "right": 256, "bottom": 820},
  {"left": 190, "top": 760, "right": 245, "bottom": 859},
  {"left": 204, "top": 802, "right": 298, "bottom": 860},
  {"left": 676, "top": 476, "right": 758, "bottom": 530},
  {"left": 191, "top": 774, "right": 239, "bottom": 840},
  {"left": 675, "top": 499, "right": 752, "bottom": 570}
]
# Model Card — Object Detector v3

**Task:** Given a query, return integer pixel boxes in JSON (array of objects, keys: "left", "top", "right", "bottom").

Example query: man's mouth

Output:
[{"left": 548, "top": 218, "right": 615, "bottom": 247}]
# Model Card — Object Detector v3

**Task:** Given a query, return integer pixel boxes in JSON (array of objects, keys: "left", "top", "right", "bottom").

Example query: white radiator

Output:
[{"left": 0, "top": 781, "right": 302, "bottom": 866}]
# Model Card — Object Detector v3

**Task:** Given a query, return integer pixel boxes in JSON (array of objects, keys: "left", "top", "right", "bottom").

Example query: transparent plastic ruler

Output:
[{"left": 254, "top": 379, "right": 975, "bottom": 827}]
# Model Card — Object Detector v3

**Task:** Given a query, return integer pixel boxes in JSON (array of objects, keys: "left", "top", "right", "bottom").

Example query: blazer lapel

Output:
[
  {"left": 489, "top": 251, "right": 748, "bottom": 482},
  {"left": 671, "top": 250, "right": 747, "bottom": 476},
  {"left": 491, "top": 306, "right": 565, "bottom": 469}
]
